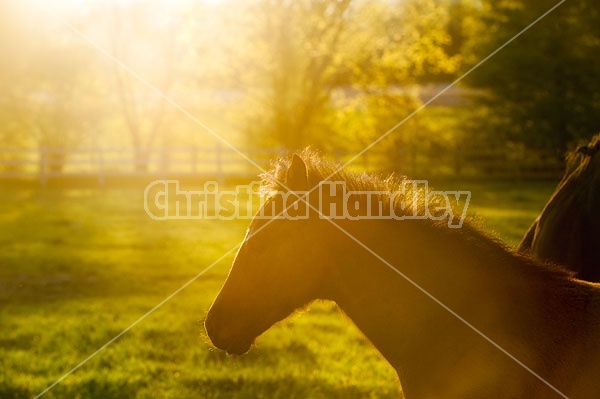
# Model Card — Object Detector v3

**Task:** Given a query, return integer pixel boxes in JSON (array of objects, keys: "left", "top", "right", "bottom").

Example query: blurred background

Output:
[
  {"left": 1, "top": 0, "right": 599, "bottom": 398},
  {"left": 1, "top": 0, "right": 598, "bottom": 180}
]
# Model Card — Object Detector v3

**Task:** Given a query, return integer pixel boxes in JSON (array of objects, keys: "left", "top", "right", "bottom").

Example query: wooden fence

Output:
[
  {"left": 0, "top": 145, "right": 564, "bottom": 185},
  {"left": 0, "top": 145, "right": 279, "bottom": 185}
]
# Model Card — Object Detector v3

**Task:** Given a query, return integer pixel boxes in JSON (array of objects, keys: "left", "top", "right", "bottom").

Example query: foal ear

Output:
[{"left": 287, "top": 154, "right": 309, "bottom": 191}]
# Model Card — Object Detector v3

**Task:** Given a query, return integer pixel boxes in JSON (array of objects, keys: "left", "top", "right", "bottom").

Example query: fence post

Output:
[
  {"left": 191, "top": 146, "right": 197, "bottom": 175},
  {"left": 215, "top": 142, "right": 224, "bottom": 184},
  {"left": 453, "top": 145, "right": 463, "bottom": 177},
  {"left": 97, "top": 148, "right": 105, "bottom": 186},
  {"left": 39, "top": 146, "right": 47, "bottom": 187},
  {"left": 515, "top": 146, "right": 524, "bottom": 182},
  {"left": 161, "top": 146, "right": 168, "bottom": 179}
]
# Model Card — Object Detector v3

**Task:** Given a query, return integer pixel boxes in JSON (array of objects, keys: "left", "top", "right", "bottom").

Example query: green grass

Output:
[{"left": 0, "top": 179, "right": 557, "bottom": 398}]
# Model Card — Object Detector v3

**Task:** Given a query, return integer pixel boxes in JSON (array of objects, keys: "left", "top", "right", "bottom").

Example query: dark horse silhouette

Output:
[
  {"left": 206, "top": 151, "right": 600, "bottom": 398},
  {"left": 519, "top": 133, "right": 600, "bottom": 282}
]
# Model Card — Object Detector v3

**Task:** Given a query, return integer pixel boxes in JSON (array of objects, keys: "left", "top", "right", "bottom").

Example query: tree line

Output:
[{"left": 0, "top": 0, "right": 598, "bottom": 172}]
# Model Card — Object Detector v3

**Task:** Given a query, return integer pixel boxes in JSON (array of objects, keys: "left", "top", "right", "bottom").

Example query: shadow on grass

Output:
[
  {"left": 0, "top": 378, "right": 142, "bottom": 399},
  {"left": 1, "top": 374, "right": 398, "bottom": 399},
  {"left": 0, "top": 263, "right": 225, "bottom": 306},
  {"left": 184, "top": 375, "right": 399, "bottom": 399},
  {"left": 0, "top": 187, "right": 231, "bottom": 306},
  {"left": 0, "top": 384, "right": 30, "bottom": 399},
  {"left": 199, "top": 341, "right": 318, "bottom": 368}
]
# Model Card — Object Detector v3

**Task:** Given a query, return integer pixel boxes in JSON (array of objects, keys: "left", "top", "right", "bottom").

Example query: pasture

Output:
[{"left": 0, "top": 179, "right": 555, "bottom": 398}]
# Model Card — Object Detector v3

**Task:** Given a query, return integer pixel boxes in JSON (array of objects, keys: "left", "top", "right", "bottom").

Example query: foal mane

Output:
[
  {"left": 262, "top": 148, "right": 427, "bottom": 216},
  {"left": 262, "top": 148, "right": 577, "bottom": 284},
  {"left": 262, "top": 148, "right": 398, "bottom": 193}
]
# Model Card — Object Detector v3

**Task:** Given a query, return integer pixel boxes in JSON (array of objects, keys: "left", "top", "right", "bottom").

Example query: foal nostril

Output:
[{"left": 204, "top": 307, "right": 255, "bottom": 355}]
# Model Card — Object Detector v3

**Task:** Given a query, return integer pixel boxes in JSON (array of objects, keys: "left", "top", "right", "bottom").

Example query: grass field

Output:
[{"left": 0, "top": 179, "right": 556, "bottom": 399}]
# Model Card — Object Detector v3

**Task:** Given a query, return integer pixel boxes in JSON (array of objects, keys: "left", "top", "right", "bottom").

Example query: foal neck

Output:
[{"left": 326, "top": 218, "right": 586, "bottom": 398}]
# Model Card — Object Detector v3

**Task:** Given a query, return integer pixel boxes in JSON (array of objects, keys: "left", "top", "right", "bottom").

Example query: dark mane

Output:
[
  {"left": 262, "top": 148, "right": 429, "bottom": 218},
  {"left": 262, "top": 148, "right": 576, "bottom": 283}
]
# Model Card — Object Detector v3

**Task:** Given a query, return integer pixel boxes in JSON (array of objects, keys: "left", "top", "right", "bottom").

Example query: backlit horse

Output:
[
  {"left": 206, "top": 151, "right": 600, "bottom": 398},
  {"left": 520, "top": 133, "right": 600, "bottom": 282}
]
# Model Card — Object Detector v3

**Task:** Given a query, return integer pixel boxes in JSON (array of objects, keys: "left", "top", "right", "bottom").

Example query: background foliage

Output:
[{"left": 2, "top": 0, "right": 596, "bottom": 170}]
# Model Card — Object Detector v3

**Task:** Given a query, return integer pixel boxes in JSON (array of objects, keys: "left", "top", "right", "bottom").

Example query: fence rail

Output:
[{"left": 0, "top": 145, "right": 564, "bottom": 185}]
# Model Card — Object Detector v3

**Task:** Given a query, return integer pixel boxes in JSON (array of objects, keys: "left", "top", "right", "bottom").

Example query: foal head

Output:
[{"left": 205, "top": 154, "right": 333, "bottom": 354}]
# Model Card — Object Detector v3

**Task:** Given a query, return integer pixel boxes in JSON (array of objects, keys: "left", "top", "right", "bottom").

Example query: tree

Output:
[
  {"left": 328, "top": 0, "right": 461, "bottom": 172},
  {"left": 0, "top": 0, "right": 100, "bottom": 172},
  {"left": 223, "top": 0, "right": 353, "bottom": 150},
  {"left": 105, "top": 0, "right": 181, "bottom": 171},
  {"left": 464, "top": 0, "right": 600, "bottom": 157},
  {"left": 216, "top": 0, "right": 460, "bottom": 154}
]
